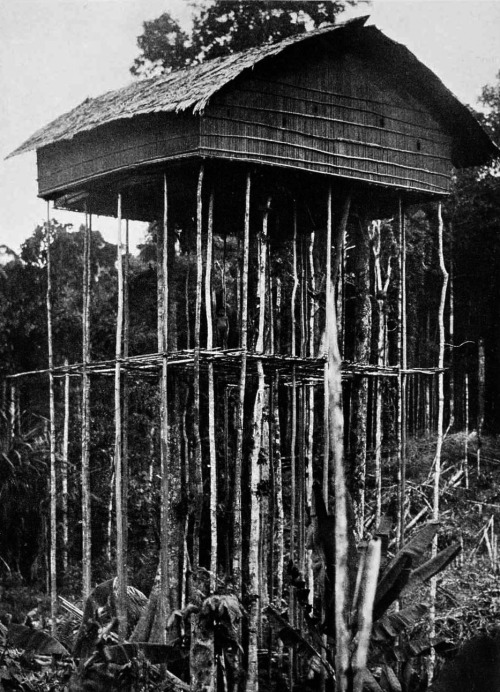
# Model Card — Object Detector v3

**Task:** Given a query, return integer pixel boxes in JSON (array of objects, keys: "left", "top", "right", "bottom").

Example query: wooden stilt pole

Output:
[
  {"left": 398, "top": 197, "right": 407, "bottom": 547},
  {"left": 192, "top": 166, "right": 204, "bottom": 573},
  {"left": 122, "top": 219, "right": 130, "bottom": 589},
  {"left": 156, "top": 174, "right": 170, "bottom": 641},
  {"left": 247, "top": 195, "right": 271, "bottom": 692},
  {"left": 205, "top": 187, "right": 217, "bottom": 591},
  {"left": 114, "top": 192, "right": 127, "bottom": 640},
  {"left": 326, "top": 185, "right": 350, "bottom": 692},
  {"left": 464, "top": 373, "right": 469, "bottom": 489},
  {"left": 62, "top": 358, "right": 69, "bottom": 575},
  {"left": 429, "top": 201, "right": 449, "bottom": 682},
  {"left": 46, "top": 202, "right": 57, "bottom": 635},
  {"left": 82, "top": 204, "right": 92, "bottom": 599},
  {"left": 233, "top": 171, "right": 251, "bottom": 592},
  {"left": 9, "top": 383, "right": 15, "bottom": 441}
]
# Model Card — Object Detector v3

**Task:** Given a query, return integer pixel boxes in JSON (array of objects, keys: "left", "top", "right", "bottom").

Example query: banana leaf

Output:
[
  {"left": 7, "top": 624, "right": 69, "bottom": 656},
  {"left": 374, "top": 522, "right": 439, "bottom": 619},
  {"left": 407, "top": 542, "right": 461, "bottom": 586},
  {"left": 371, "top": 602, "right": 428, "bottom": 648}
]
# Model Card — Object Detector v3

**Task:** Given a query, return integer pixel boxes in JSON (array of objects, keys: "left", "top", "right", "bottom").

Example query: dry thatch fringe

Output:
[{"left": 9, "top": 19, "right": 366, "bottom": 158}]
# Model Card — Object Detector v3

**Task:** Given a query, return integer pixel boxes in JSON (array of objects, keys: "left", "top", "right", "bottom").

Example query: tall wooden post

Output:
[
  {"left": 46, "top": 203, "right": 57, "bottom": 635},
  {"left": 398, "top": 197, "right": 407, "bottom": 546},
  {"left": 115, "top": 192, "right": 127, "bottom": 639},
  {"left": 122, "top": 219, "right": 130, "bottom": 586},
  {"left": 326, "top": 185, "right": 350, "bottom": 692},
  {"left": 233, "top": 171, "right": 251, "bottom": 592},
  {"left": 192, "top": 166, "right": 204, "bottom": 573},
  {"left": 62, "top": 358, "right": 69, "bottom": 574},
  {"left": 157, "top": 174, "right": 170, "bottom": 637},
  {"left": 429, "top": 200, "right": 449, "bottom": 682},
  {"left": 82, "top": 203, "right": 92, "bottom": 599},
  {"left": 247, "top": 195, "right": 271, "bottom": 692},
  {"left": 205, "top": 187, "right": 217, "bottom": 590}
]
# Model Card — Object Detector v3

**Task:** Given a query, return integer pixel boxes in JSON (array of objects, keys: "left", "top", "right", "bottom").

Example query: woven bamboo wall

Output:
[
  {"left": 37, "top": 113, "right": 199, "bottom": 196},
  {"left": 37, "top": 51, "right": 453, "bottom": 198},
  {"left": 200, "top": 52, "right": 452, "bottom": 194}
]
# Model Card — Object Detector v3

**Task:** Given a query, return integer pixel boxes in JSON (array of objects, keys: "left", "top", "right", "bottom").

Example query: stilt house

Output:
[{"left": 8, "top": 15, "right": 497, "bottom": 686}]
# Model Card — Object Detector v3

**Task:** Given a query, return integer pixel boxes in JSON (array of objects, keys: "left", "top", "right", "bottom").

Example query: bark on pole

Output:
[
  {"left": 205, "top": 188, "right": 217, "bottom": 591},
  {"left": 327, "top": 186, "right": 351, "bottom": 692},
  {"left": 351, "top": 220, "right": 371, "bottom": 536},
  {"left": 114, "top": 191, "right": 127, "bottom": 640},
  {"left": 82, "top": 205, "right": 92, "bottom": 600},
  {"left": 246, "top": 195, "right": 271, "bottom": 692},
  {"left": 122, "top": 219, "right": 130, "bottom": 588},
  {"left": 429, "top": 201, "right": 449, "bottom": 682},
  {"left": 397, "top": 198, "right": 407, "bottom": 548},
  {"left": 233, "top": 171, "right": 251, "bottom": 592},
  {"left": 192, "top": 166, "right": 204, "bottom": 573},
  {"left": 46, "top": 203, "right": 57, "bottom": 635},
  {"left": 62, "top": 358, "right": 69, "bottom": 574},
  {"left": 448, "top": 225, "right": 455, "bottom": 430},
  {"left": 154, "top": 174, "right": 171, "bottom": 643},
  {"left": 272, "top": 374, "right": 284, "bottom": 605},
  {"left": 464, "top": 373, "right": 469, "bottom": 489},
  {"left": 477, "top": 337, "right": 485, "bottom": 475},
  {"left": 352, "top": 538, "right": 382, "bottom": 692},
  {"left": 369, "top": 219, "right": 394, "bottom": 526}
]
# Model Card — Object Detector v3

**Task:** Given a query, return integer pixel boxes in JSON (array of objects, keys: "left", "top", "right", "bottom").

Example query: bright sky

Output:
[{"left": 1, "top": 0, "right": 499, "bottom": 253}]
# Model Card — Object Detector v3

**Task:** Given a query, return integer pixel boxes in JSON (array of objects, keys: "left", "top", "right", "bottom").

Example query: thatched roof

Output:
[{"left": 8, "top": 16, "right": 497, "bottom": 167}]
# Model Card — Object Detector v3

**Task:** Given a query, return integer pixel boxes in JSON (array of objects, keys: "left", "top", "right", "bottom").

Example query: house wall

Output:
[
  {"left": 37, "top": 50, "right": 453, "bottom": 198},
  {"left": 37, "top": 113, "right": 199, "bottom": 196},
  {"left": 200, "top": 51, "right": 452, "bottom": 194}
]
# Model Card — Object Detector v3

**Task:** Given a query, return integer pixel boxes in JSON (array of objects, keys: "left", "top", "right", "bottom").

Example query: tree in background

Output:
[
  {"left": 131, "top": 0, "right": 359, "bottom": 76},
  {"left": 446, "top": 71, "right": 500, "bottom": 432}
]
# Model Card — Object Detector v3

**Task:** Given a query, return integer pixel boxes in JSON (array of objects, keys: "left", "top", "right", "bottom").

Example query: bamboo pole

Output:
[
  {"left": 326, "top": 184, "right": 350, "bottom": 692},
  {"left": 205, "top": 187, "right": 217, "bottom": 591},
  {"left": 114, "top": 192, "right": 127, "bottom": 640},
  {"left": 62, "top": 358, "right": 69, "bottom": 574},
  {"left": 46, "top": 203, "right": 57, "bottom": 635},
  {"left": 82, "top": 205, "right": 91, "bottom": 599},
  {"left": 233, "top": 171, "right": 251, "bottom": 592},
  {"left": 429, "top": 201, "right": 449, "bottom": 682}
]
